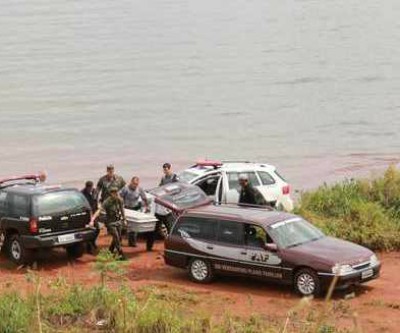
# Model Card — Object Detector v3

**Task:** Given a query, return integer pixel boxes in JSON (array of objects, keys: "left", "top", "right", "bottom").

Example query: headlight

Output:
[
  {"left": 332, "top": 264, "right": 353, "bottom": 276},
  {"left": 370, "top": 254, "right": 379, "bottom": 266}
]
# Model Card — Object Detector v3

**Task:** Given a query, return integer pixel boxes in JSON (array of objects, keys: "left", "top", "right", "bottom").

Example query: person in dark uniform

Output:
[
  {"left": 81, "top": 180, "right": 99, "bottom": 252},
  {"left": 159, "top": 162, "right": 179, "bottom": 186},
  {"left": 238, "top": 174, "right": 259, "bottom": 206},
  {"left": 96, "top": 164, "right": 126, "bottom": 203},
  {"left": 91, "top": 187, "right": 127, "bottom": 260}
]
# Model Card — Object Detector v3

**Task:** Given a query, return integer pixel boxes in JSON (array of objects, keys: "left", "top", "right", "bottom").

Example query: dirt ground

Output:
[{"left": 0, "top": 235, "right": 399, "bottom": 333}]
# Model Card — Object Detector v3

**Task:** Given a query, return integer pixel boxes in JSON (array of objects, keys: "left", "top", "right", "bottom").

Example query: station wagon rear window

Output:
[
  {"left": 268, "top": 218, "right": 324, "bottom": 249},
  {"left": 33, "top": 191, "right": 89, "bottom": 216},
  {"left": 174, "top": 217, "right": 217, "bottom": 240}
]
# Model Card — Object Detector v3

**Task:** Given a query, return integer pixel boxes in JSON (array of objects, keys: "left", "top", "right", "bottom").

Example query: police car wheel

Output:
[
  {"left": 294, "top": 268, "right": 321, "bottom": 296},
  {"left": 188, "top": 258, "right": 213, "bottom": 283}
]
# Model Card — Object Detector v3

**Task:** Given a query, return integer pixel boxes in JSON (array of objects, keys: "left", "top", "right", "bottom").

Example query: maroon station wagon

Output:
[{"left": 150, "top": 183, "right": 381, "bottom": 296}]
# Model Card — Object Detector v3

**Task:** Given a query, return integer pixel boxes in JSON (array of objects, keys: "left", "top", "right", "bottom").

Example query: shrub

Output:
[{"left": 297, "top": 166, "right": 400, "bottom": 250}]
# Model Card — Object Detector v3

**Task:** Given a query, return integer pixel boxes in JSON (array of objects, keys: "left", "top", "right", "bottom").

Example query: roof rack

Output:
[
  {"left": 220, "top": 203, "right": 275, "bottom": 211},
  {"left": 0, "top": 174, "right": 39, "bottom": 188}
]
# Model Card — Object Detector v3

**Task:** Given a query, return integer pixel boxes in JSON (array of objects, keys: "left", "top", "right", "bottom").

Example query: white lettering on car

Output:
[
  {"left": 214, "top": 263, "right": 283, "bottom": 279},
  {"left": 39, "top": 216, "right": 52, "bottom": 221}
]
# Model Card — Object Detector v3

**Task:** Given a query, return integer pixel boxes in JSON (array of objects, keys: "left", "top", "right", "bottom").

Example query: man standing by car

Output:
[
  {"left": 82, "top": 180, "right": 99, "bottom": 252},
  {"left": 119, "top": 176, "right": 149, "bottom": 247},
  {"left": 91, "top": 187, "right": 127, "bottom": 260},
  {"left": 148, "top": 163, "right": 179, "bottom": 251},
  {"left": 238, "top": 174, "right": 259, "bottom": 206},
  {"left": 159, "top": 163, "right": 179, "bottom": 186},
  {"left": 96, "top": 164, "right": 126, "bottom": 203}
]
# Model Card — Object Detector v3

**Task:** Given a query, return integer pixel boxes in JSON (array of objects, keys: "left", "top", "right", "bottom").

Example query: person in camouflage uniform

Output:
[
  {"left": 91, "top": 187, "right": 127, "bottom": 260},
  {"left": 96, "top": 164, "right": 126, "bottom": 203}
]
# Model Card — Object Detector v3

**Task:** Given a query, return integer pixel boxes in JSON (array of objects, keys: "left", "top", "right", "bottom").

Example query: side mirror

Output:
[{"left": 264, "top": 243, "right": 278, "bottom": 252}]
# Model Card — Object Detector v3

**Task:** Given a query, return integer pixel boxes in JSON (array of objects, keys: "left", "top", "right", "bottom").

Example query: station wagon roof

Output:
[{"left": 182, "top": 204, "right": 296, "bottom": 228}]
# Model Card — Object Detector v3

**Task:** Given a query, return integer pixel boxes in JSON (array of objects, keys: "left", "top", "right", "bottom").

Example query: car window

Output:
[
  {"left": 245, "top": 224, "right": 267, "bottom": 248},
  {"left": 9, "top": 194, "right": 30, "bottom": 217},
  {"left": 179, "top": 171, "right": 198, "bottom": 183},
  {"left": 217, "top": 220, "right": 243, "bottom": 245},
  {"left": 195, "top": 174, "right": 220, "bottom": 196},
  {"left": 0, "top": 192, "right": 8, "bottom": 215},
  {"left": 257, "top": 172, "right": 276, "bottom": 186},
  {"left": 33, "top": 190, "right": 89, "bottom": 216},
  {"left": 227, "top": 172, "right": 260, "bottom": 191},
  {"left": 173, "top": 217, "right": 217, "bottom": 241}
]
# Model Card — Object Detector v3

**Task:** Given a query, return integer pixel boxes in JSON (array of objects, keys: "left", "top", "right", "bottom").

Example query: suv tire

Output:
[
  {"left": 188, "top": 258, "right": 214, "bottom": 283},
  {"left": 66, "top": 243, "right": 85, "bottom": 259},
  {"left": 7, "top": 234, "right": 33, "bottom": 265},
  {"left": 294, "top": 268, "right": 321, "bottom": 296}
]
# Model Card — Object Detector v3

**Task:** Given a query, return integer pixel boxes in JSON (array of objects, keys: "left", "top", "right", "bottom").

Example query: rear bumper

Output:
[
  {"left": 21, "top": 228, "right": 96, "bottom": 249},
  {"left": 318, "top": 263, "right": 381, "bottom": 290}
]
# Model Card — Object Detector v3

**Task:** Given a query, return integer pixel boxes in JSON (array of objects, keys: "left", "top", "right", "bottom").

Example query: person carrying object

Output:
[
  {"left": 81, "top": 180, "right": 99, "bottom": 253},
  {"left": 91, "top": 187, "right": 127, "bottom": 260},
  {"left": 119, "top": 176, "right": 149, "bottom": 247}
]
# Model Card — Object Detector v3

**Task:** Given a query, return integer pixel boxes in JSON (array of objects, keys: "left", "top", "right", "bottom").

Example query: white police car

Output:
[{"left": 179, "top": 160, "right": 294, "bottom": 211}]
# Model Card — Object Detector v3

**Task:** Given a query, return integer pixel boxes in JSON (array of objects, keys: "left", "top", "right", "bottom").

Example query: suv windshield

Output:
[
  {"left": 268, "top": 218, "right": 324, "bottom": 249},
  {"left": 33, "top": 190, "right": 89, "bottom": 216}
]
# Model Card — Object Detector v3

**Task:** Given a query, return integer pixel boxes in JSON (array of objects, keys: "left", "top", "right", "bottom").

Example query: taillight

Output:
[
  {"left": 282, "top": 185, "right": 290, "bottom": 195},
  {"left": 29, "top": 217, "right": 38, "bottom": 234}
]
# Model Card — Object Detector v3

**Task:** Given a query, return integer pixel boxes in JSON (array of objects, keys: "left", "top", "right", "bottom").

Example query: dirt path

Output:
[{"left": 0, "top": 236, "right": 399, "bottom": 333}]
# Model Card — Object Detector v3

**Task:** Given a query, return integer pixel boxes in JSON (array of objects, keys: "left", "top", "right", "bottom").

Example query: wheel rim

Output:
[
  {"left": 297, "top": 272, "right": 316, "bottom": 295},
  {"left": 11, "top": 240, "right": 21, "bottom": 260},
  {"left": 191, "top": 260, "right": 209, "bottom": 281}
]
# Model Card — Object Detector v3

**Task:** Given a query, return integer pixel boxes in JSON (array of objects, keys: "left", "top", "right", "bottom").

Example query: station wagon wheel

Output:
[
  {"left": 294, "top": 268, "right": 321, "bottom": 296},
  {"left": 188, "top": 258, "right": 214, "bottom": 283},
  {"left": 7, "top": 234, "right": 33, "bottom": 265}
]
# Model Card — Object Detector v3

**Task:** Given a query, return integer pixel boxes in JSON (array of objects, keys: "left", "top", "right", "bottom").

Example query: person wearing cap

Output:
[
  {"left": 91, "top": 186, "right": 127, "bottom": 260},
  {"left": 81, "top": 180, "right": 99, "bottom": 252},
  {"left": 238, "top": 174, "right": 259, "bottom": 206},
  {"left": 119, "top": 176, "right": 149, "bottom": 247},
  {"left": 96, "top": 164, "right": 126, "bottom": 203}
]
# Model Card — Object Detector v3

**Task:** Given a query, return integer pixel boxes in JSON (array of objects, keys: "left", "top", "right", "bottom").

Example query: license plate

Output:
[
  {"left": 58, "top": 234, "right": 75, "bottom": 244},
  {"left": 361, "top": 269, "right": 373, "bottom": 280}
]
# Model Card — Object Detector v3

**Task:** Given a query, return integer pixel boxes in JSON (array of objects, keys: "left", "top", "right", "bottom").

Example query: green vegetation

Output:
[
  {"left": 0, "top": 251, "right": 356, "bottom": 333},
  {"left": 296, "top": 165, "right": 400, "bottom": 251}
]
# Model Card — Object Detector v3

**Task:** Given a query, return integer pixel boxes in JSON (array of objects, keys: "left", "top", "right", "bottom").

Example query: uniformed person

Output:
[
  {"left": 91, "top": 187, "right": 127, "bottom": 260},
  {"left": 96, "top": 164, "right": 126, "bottom": 203},
  {"left": 238, "top": 174, "right": 259, "bottom": 206},
  {"left": 159, "top": 162, "right": 179, "bottom": 186}
]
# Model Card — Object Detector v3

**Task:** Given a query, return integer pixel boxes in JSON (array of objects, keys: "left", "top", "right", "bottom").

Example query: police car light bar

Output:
[{"left": 195, "top": 160, "right": 223, "bottom": 168}]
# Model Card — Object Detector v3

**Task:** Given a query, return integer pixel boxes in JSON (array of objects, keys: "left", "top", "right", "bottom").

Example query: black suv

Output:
[{"left": 0, "top": 175, "right": 95, "bottom": 264}]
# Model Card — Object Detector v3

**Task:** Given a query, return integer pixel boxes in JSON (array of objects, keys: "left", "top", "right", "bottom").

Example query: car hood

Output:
[{"left": 285, "top": 236, "right": 373, "bottom": 266}]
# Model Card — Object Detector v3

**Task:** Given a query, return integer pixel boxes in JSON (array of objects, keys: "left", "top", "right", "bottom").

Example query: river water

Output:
[{"left": 0, "top": 0, "right": 399, "bottom": 190}]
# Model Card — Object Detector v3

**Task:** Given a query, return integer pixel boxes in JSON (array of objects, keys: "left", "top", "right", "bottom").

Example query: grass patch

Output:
[{"left": 296, "top": 166, "right": 400, "bottom": 251}]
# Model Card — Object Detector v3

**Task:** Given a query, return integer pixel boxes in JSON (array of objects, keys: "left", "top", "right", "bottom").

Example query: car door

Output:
[
  {"left": 211, "top": 219, "right": 248, "bottom": 274},
  {"left": 256, "top": 171, "right": 280, "bottom": 203},
  {"left": 224, "top": 171, "right": 261, "bottom": 204},
  {"left": 238, "top": 224, "right": 285, "bottom": 280},
  {"left": 192, "top": 172, "right": 221, "bottom": 198}
]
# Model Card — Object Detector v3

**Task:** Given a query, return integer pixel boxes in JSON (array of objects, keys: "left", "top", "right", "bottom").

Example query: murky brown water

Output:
[{"left": 1, "top": 0, "right": 399, "bottom": 189}]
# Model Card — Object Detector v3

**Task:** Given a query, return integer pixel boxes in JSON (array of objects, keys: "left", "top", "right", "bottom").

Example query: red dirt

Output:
[{"left": 0, "top": 235, "right": 399, "bottom": 333}]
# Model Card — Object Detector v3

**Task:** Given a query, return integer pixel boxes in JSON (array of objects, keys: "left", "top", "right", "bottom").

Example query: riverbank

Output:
[{"left": 0, "top": 237, "right": 399, "bottom": 333}]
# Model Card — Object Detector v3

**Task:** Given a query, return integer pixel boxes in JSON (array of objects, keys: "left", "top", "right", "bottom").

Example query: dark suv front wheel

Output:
[
  {"left": 188, "top": 258, "right": 214, "bottom": 283},
  {"left": 7, "top": 234, "right": 33, "bottom": 265}
]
